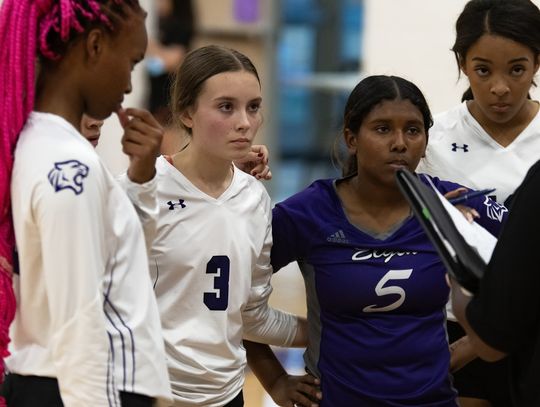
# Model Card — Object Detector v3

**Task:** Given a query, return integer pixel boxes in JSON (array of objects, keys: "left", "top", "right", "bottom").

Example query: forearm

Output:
[
  {"left": 243, "top": 306, "right": 299, "bottom": 347},
  {"left": 245, "top": 340, "right": 287, "bottom": 394},
  {"left": 451, "top": 280, "right": 507, "bottom": 362},
  {"left": 449, "top": 335, "right": 477, "bottom": 372}
]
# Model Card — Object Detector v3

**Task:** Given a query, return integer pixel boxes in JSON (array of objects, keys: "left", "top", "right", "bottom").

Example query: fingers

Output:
[
  {"left": 119, "top": 108, "right": 164, "bottom": 183},
  {"left": 250, "top": 144, "right": 269, "bottom": 165},
  {"left": 250, "top": 163, "right": 272, "bottom": 180},
  {"left": 443, "top": 187, "right": 468, "bottom": 199},
  {"left": 289, "top": 375, "right": 322, "bottom": 407},
  {"left": 456, "top": 204, "right": 480, "bottom": 223},
  {"left": 123, "top": 107, "right": 162, "bottom": 129},
  {"left": 116, "top": 107, "right": 129, "bottom": 128}
]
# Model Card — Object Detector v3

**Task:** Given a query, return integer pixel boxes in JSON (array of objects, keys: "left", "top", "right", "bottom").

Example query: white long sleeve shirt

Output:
[{"left": 8, "top": 112, "right": 172, "bottom": 406}]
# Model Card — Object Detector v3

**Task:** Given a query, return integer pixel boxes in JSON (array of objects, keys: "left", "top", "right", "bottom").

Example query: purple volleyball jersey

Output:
[{"left": 271, "top": 175, "right": 507, "bottom": 406}]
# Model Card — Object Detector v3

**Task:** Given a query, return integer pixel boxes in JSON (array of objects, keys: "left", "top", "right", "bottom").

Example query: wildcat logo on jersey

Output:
[
  {"left": 483, "top": 196, "right": 508, "bottom": 222},
  {"left": 47, "top": 160, "right": 89, "bottom": 195},
  {"left": 352, "top": 248, "right": 418, "bottom": 263},
  {"left": 451, "top": 143, "right": 469, "bottom": 152},
  {"left": 167, "top": 199, "right": 186, "bottom": 210}
]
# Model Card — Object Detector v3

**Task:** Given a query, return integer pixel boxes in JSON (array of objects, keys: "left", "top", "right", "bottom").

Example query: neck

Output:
[
  {"left": 337, "top": 175, "right": 411, "bottom": 234},
  {"left": 344, "top": 175, "right": 408, "bottom": 210},
  {"left": 171, "top": 143, "right": 234, "bottom": 198},
  {"left": 35, "top": 62, "right": 84, "bottom": 131}
]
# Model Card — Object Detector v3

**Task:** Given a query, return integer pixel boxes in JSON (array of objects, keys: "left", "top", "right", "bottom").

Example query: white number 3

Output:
[{"left": 363, "top": 269, "right": 413, "bottom": 313}]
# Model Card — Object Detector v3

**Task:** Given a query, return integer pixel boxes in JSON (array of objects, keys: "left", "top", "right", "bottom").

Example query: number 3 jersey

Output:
[
  {"left": 271, "top": 177, "right": 507, "bottom": 407},
  {"left": 149, "top": 156, "right": 298, "bottom": 407}
]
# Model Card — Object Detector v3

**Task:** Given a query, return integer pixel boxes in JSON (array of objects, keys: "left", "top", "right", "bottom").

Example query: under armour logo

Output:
[
  {"left": 167, "top": 199, "right": 186, "bottom": 210},
  {"left": 451, "top": 143, "right": 469, "bottom": 152}
]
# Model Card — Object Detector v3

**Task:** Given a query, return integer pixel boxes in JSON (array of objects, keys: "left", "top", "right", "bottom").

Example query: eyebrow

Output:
[
  {"left": 471, "top": 56, "right": 530, "bottom": 64},
  {"left": 213, "top": 96, "right": 262, "bottom": 103}
]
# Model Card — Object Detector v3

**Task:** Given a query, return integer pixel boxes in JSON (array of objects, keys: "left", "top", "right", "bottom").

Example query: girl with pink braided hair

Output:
[{"left": 0, "top": 0, "right": 171, "bottom": 405}]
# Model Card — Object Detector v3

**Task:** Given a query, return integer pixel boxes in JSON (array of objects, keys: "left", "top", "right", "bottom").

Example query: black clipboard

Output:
[{"left": 395, "top": 168, "right": 486, "bottom": 293}]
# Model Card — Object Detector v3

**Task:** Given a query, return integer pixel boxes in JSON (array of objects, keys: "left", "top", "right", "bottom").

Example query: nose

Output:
[
  {"left": 390, "top": 130, "right": 407, "bottom": 153},
  {"left": 235, "top": 110, "right": 251, "bottom": 132},
  {"left": 490, "top": 75, "right": 510, "bottom": 97}
]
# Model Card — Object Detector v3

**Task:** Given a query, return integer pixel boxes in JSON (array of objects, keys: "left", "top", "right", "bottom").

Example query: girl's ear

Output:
[
  {"left": 344, "top": 128, "right": 357, "bottom": 154},
  {"left": 533, "top": 54, "right": 540, "bottom": 75},
  {"left": 85, "top": 28, "right": 106, "bottom": 61},
  {"left": 179, "top": 109, "right": 194, "bottom": 130}
]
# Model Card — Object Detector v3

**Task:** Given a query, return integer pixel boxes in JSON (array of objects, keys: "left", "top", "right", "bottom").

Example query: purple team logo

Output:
[
  {"left": 48, "top": 160, "right": 89, "bottom": 195},
  {"left": 483, "top": 196, "right": 508, "bottom": 222}
]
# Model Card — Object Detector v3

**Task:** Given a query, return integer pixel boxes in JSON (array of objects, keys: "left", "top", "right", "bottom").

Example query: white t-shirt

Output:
[
  {"left": 418, "top": 101, "right": 540, "bottom": 205},
  {"left": 150, "top": 156, "right": 298, "bottom": 407},
  {"left": 8, "top": 112, "right": 171, "bottom": 406}
]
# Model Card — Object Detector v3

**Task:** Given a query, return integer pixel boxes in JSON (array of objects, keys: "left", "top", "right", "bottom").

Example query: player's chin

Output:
[{"left": 229, "top": 144, "right": 253, "bottom": 160}]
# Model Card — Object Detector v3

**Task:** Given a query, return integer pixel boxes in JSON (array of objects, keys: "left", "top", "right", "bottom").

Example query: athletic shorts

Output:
[{"left": 1, "top": 373, "right": 154, "bottom": 407}]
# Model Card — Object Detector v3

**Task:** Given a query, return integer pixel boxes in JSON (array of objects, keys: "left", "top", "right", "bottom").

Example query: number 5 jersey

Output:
[{"left": 271, "top": 176, "right": 507, "bottom": 407}]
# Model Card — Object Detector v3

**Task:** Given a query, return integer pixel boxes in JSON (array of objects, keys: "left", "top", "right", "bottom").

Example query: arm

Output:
[
  {"left": 116, "top": 108, "right": 163, "bottom": 251},
  {"left": 38, "top": 162, "right": 113, "bottom": 404},
  {"left": 245, "top": 340, "right": 321, "bottom": 407},
  {"left": 449, "top": 335, "right": 477, "bottom": 373},
  {"left": 243, "top": 198, "right": 306, "bottom": 347},
  {"left": 146, "top": 38, "right": 187, "bottom": 73},
  {"left": 450, "top": 279, "right": 507, "bottom": 362}
]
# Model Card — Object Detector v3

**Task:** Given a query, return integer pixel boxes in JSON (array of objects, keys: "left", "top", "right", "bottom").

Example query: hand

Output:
[
  {"left": 444, "top": 187, "right": 479, "bottom": 223},
  {"left": 233, "top": 144, "right": 272, "bottom": 180},
  {"left": 117, "top": 107, "right": 163, "bottom": 184},
  {"left": 269, "top": 373, "right": 322, "bottom": 407},
  {"left": 449, "top": 335, "right": 477, "bottom": 373}
]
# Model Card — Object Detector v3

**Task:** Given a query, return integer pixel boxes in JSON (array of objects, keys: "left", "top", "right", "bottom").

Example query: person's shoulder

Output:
[
  {"left": 234, "top": 168, "right": 272, "bottom": 206},
  {"left": 417, "top": 173, "right": 470, "bottom": 194},
  {"left": 277, "top": 179, "right": 335, "bottom": 209},
  {"left": 431, "top": 102, "right": 467, "bottom": 138}
]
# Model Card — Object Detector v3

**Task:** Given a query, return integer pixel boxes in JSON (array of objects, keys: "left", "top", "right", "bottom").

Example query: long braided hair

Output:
[{"left": 0, "top": 0, "right": 142, "bottom": 401}]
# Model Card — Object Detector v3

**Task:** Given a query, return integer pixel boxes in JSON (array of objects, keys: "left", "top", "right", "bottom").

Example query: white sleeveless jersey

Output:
[
  {"left": 418, "top": 101, "right": 540, "bottom": 205},
  {"left": 9, "top": 112, "right": 171, "bottom": 406},
  {"left": 150, "top": 156, "right": 298, "bottom": 407}
]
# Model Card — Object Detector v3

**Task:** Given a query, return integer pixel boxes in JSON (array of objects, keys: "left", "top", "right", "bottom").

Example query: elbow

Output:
[{"left": 469, "top": 336, "right": 507, "bottom": 362}]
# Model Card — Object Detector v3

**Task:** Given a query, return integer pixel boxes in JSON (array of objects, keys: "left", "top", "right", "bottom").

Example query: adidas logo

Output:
[{"left": 326, "top": 230, "right": 349, "bottom": 244}]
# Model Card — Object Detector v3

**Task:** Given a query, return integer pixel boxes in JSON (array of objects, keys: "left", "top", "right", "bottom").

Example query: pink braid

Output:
[{"left": 0, "top": 0, "right": 35, "bottom": 400}]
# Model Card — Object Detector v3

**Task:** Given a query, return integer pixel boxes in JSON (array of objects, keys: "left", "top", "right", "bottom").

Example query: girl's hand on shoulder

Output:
[
  {"left": 234, "top": 144, "right": 272, "bottom": 180},
  {"left": 269, "top": 373, "right": 322, "bottom": 407},
  {"left": 117, "top": 107, "right": 163, "bottom": 184},
  {"left": 444, "top": 187, "right": 479, "bottom": 223}
]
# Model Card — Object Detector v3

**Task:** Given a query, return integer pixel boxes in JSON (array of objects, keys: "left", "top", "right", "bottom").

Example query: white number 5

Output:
[{"left": 363, "top": 269, "right": 413, "bottom": 313}]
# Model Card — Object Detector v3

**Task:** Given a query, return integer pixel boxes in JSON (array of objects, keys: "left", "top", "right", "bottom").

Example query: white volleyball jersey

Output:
[
  {"left": 417, "top": 101, "right": 540, "bottom": 205},
  {"left": 9, "top": 112, "right": 171, "bottom": 406},
  {"left": 150, "top": 156, "right": 298, "bottom": 407}
]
